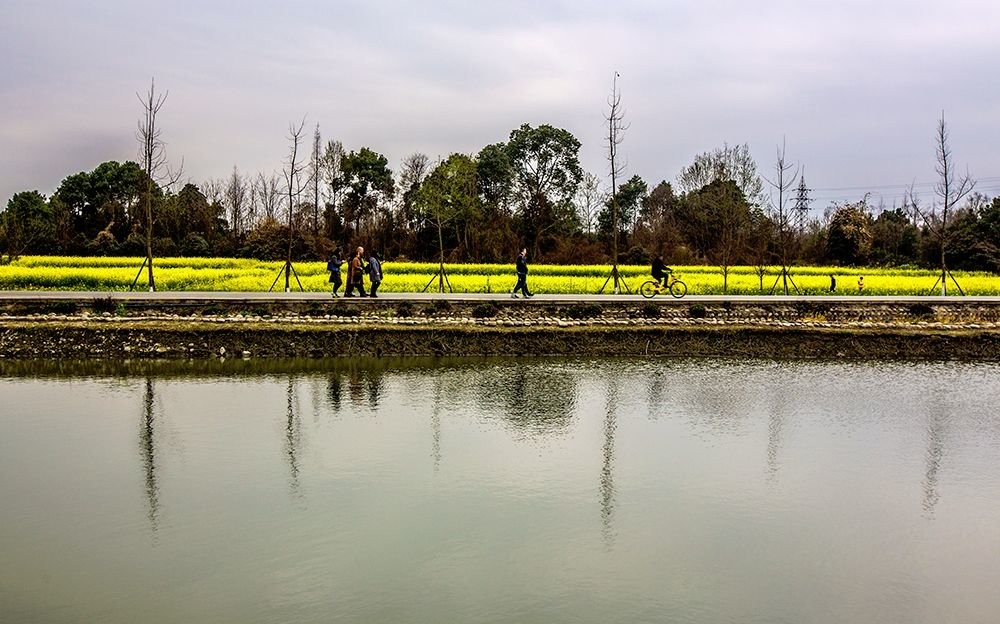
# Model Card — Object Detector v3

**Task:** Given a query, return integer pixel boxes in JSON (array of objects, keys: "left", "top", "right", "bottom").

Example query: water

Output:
[{"left": 1, "top": 357, "right": 999, "bottom": 624}]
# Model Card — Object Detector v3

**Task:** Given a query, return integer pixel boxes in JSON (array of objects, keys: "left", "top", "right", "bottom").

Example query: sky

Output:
[{"left": 2, "top": 0, "right": 999, "bottom": 214}]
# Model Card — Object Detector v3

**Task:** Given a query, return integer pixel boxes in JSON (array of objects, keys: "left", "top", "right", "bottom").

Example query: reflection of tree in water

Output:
[
  {"left": 326, "top": 372, "right": 343, "bottom": 413},
  {"left": 139, "top": 377, "right": 160, "bottom": 534},
  {"left": 923, "top": 405, "right": 948, "bottom": 517},
  {"left": 476, "top": 364, "right": 578, "bottom": 436},
  {"left": 285, "top": 377, "right": 302, "bottom": 499},
  {"left": 601, "top": 380, "right": 618, "bottom": 547}
]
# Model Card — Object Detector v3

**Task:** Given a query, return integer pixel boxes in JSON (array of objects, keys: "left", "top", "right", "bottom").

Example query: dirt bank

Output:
[{"left": 1, "top": 319, "right": 998, "bottom": 360}]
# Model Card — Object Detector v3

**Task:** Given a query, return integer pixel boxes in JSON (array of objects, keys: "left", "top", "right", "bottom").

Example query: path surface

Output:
[{"left": 1, "top": 291, "right": 998, "bottom": 304}]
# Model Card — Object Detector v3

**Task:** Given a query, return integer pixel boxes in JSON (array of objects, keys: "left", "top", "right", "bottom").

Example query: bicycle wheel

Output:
[
  {"left": 669, "top": 280, "right": 687, "bottom": 298},
  {"left": 639, "top": 280, "right": 658, "bottom": 299}
]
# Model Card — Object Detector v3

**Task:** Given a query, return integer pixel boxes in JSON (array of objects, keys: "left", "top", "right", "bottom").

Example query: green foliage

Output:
[
  {"left": 688, "top": 303, "right": 707, "bottom": 318},
  {"left": 2, "top": 190, "right": 55, "bottom": 256},
  {"left": 827, "top": 200, "right": 873, "bottom": 266}
]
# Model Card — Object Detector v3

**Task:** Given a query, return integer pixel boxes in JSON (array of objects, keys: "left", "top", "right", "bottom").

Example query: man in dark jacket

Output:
[
  {"left": 512, "top": 247, "right": 533, "bottom": 298},
  {"left": 367, "top": 251, "right": 383, "bottom": 298}
]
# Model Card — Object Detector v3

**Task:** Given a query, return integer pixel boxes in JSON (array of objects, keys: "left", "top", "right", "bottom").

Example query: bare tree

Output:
[
  {"left": 763, "top": 140, "right": 800, "bottom": 295},
  {"left": 677, "top": 142, "right": 765, "bottom": 208},
  {"left": 600, "top": 72, "right": 630, "bottom": 294},
  {"left": 574, "top": 172, "right": 604, "bottom": 236},
  {"left": 907, "top": 112, "right": 976, "bottom": 295},
  {"left": 132, "top": 78, "right": 182, "bottom": 291},
  {"left": 308, "top": 124, "right": 323, "bottom": 235},
  {"left": 225, "top": 166, "right": 249, "bottom": 241},
  {"left": 253, "top": 172, "right": 283, "bottom": 222},
  {"left": 270, "top": 118, "right": 308, "bottom": 292}
]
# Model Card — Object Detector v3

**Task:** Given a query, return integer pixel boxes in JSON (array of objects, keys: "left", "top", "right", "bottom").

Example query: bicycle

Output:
[{"left": 639, "top": 272, "right": 687, "bottom": 299}]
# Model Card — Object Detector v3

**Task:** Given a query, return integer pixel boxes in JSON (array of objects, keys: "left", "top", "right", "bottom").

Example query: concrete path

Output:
[{"left": 1, "top": 290, "right": 999, "bottom": 304}]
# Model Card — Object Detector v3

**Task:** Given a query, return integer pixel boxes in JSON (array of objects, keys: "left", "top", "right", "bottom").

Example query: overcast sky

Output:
[{"left": 2, "top": 0, "right": 999, "bottom": 213}]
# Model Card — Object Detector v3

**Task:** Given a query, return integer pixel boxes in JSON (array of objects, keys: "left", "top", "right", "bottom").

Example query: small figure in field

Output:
[
  {"left": 367, "top": 250, "right": 383, "bottom": 298},
  {"left": 829, "top": 273, "right": 837, "bottom": 293},
  {"left": 511, "top": 247, "right": 533, "bottom": 298},
  {"left": 857, "top": 275, "right": 865, "bottom": 294},
  {"left": 651, "top": 255, "right": 671, "bottom": 286},
  {"left": 327, "top": 247, "right": 344, "bottom": 297},
  {"left": 345, "top": 246, "right": 367, "bottom": 297}
]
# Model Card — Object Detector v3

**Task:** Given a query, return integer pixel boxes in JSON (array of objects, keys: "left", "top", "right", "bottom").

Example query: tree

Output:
[
  {"left": 134, "top": 78, "right": 181, "bottom": 291},
  {"left": 274, "top": 118, "right": 308, "bottom": 292},
  {"left": 417, "top": 154, "right": 480, "bottom": 291},
  {"left": 574, "top": 172, "right": 604, "bottom": 236},
  {"left": 477, "top": 143, "right": 514, "bottom": 215},
  {"left": 602, "top": 73, "right": 629, "bottom": 292},
  {"left": 677, "top": 142, "right": 765, "bottom": 208},
  {"left": 826, "top": 199, "right": 873, "bottom": 266},
  {"left": 308, "top": 124, "right": 323, "bottom": 235},
  {"left": 869, "top": 207, "right": 918, "bottom": 266},
  {"left": 506, "top": 123, "right": 583, "bottom": 259},
  {"left": 1, "top": 191, "right": 54, "bottom": 260},
  {"left": 675, "top": 180, "right": 752, "bottom": 292},
  {"left": 340, "top": 147, "right": 395, "bottom": 242},
  {"left": 763, "top": 141, "right": 800, "bottom": 294},
  {"left": 224, "top": 167, "right": 249, "bottom": 242},
  {"left": 597, "top": 175, "right": 646, "bottom": 244},
  {"left": 908, "top": 112, "right": 976, "bottom": 294}
]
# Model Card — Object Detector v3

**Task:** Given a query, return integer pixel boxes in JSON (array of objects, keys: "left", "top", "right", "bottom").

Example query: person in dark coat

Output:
[
  {"left": 511, "top": 247, "right": 533, "bottom": 298},
  {"left": 829, "top": 274, "right": 837, "bottom": 293},
  {"left": 367, "top": 251, "right": 383, "bottom": 298},
  {"left": 327, "top": 247, "right": 344, "bottom": 297},
  {"left": 345, "top": 246, "right": 367, "bottom": 297},
  {"left": 651, "top": 255, "right": 668, "bottom": 286}
]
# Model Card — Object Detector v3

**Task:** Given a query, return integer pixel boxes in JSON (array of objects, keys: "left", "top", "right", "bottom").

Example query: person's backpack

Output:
[{"left": 326, "top": 258, "right": 337, "bottom": 271}]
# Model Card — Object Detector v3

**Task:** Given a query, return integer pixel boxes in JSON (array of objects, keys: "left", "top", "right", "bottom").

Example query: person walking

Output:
[
  {"left": 511, "top": 247, "right": 533, "bottom": 298},
  {"left": 857, "top": 275, "right": 865, "bottom": 294},
  {"left": 327, "top": 247, "right": 344, "bottom": 297},
  {"left": 367, "top": 250, "right": 383, "bottom": 298},
  {"left": 829, "top": 273, "right": 837, "bottom": 293},
  {"left": 345, "top": 246, "right": 367, "bottom": 297}
]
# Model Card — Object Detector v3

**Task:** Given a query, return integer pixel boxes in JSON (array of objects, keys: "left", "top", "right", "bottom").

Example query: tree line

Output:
[{"left": 4, "top": 120, "right": 998, "bottom": 280}]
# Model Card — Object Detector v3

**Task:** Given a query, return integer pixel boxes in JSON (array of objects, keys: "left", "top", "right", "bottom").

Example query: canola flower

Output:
[{"left": 1, "top": 256, "right": 998, "bottom": 295}]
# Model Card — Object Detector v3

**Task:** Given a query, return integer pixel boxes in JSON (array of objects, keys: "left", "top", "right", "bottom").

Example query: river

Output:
[{"left": 1, "top": 357, "right": 998, "bottom": 623}]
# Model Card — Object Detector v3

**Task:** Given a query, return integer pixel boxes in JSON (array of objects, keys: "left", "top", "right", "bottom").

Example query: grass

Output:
[{"left": 0, "top": 256, "right": 997, "bottom": 295}]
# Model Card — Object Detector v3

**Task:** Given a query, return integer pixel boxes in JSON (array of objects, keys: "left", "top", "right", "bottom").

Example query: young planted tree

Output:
[
  {"left": 132, "top": 78, "right": 182, "bottom": 291},
  {"left": 417, "top": 154, "right": 479, "bottom": 292},
  {"left": 907, "top": 112, "right": 976, "bottom": 295},
  {"left": 601, "top": 72, "right": 630, "bottom": 293},
  {"left": 764, "top": 140, "right": 800, "bottom": 295},
  {"left": 270, "top": 118, "right": 308, "bottom": 292}
]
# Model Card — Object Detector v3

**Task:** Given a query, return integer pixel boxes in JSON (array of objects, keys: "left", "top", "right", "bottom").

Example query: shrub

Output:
[
  {"left": 909, "top": 302, "right": 935, "bottom": 318},
  {"left": 566, "top": 303, "right": 603, "bottom": 319},
  {"left": 396, "top": 301, "right": 414, "bottom": 318},
  {"left": 92, "top": 296, "right": 116, "bottom": 314},
  {"left": 688, "top": 303, "right": 707, "bottom": 318},
  {"left": 472, "top": 302, "right": 499, "bottom": 318},
  {"left": 640, "top": 302, "right": 660, "bottom": 318}
]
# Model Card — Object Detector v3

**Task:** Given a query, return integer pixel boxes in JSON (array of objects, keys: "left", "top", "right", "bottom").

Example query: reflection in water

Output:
[
  {"left": 326, "top": 372, "right": 343, "bottom": 413},
  {"left": 431, "top": 376, "right": 443, "bottom": 472},
  {"left": 285, "top": 377, "right": 302, "bottom": 499},
  {"left": 601, "top": 380, "right": 618, "bottom": 547},
  {"left": 923, "top": 407, "right": 947, "bottom": 517},
  {"left": 484, "top": 365, "right": 578, "bottom": 436},
  {"left": 139, "top": 377, "right": 160, "bottom": 533}
]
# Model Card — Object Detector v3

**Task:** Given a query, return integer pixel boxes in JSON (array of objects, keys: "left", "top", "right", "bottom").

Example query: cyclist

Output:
[{"left": 651, "top": 255, "right": 671, "bottom": 287}]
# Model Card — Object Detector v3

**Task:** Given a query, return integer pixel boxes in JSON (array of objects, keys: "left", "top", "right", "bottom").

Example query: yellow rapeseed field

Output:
[{"left": 0, "top": 256, "right": 997, "bottom": 295}]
